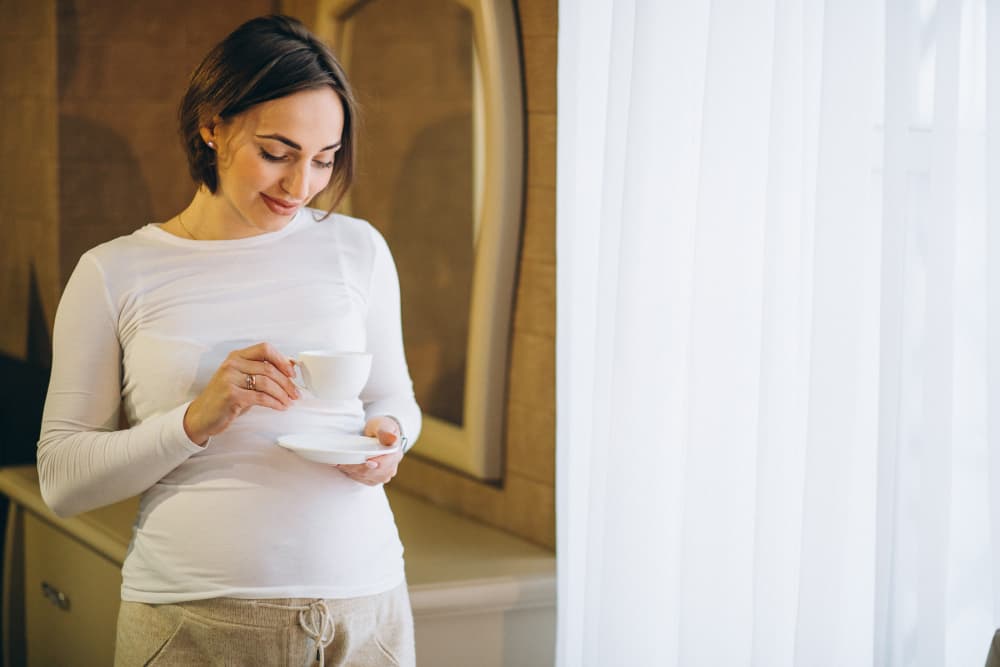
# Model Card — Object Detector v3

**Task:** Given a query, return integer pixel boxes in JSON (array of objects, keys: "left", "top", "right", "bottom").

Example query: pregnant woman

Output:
[{"left": 37, "top": 14, "right": 420, "bottom": 666}]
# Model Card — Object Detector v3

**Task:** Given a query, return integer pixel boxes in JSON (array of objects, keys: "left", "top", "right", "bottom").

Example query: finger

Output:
[
  {"left": 361, "top": 450, "right": 404, "bottom": 470},
  {"left": 338, "top": 459, "right": 397, "bottom": 480},
  {"left": 365, "top": 450, "right": 403, "bottom": 462},
  {"left": 338, "top": 466, "right": 390, "bottom": 486},
  {"left": 352, "top": 462, "right": 378, "bottom": 477},
  {"left": 219, "top": 355, "right": 296, "bottom": 400},
  {"left": 246, "top": 359, "right": 298, "bottom": 391},
  {"left": 222, "top": 355, "right": 296, "bottom": 399},
  {"left": 364, "top": 416, "right": 399, "bottom": 437},
  {"left": 243, "top": 387, "right": 287, "bottom": 412},
  {"left": 248, "top": 373, "right": 297, "bottom": 407},
  {"left": 235, "top": 361, "right": 299, "bottom": 401},
  {"left": 376, "top": 429, "right": 398, "bottom": 446},
  {"left": 242, "top": 342, "right": 295, "bottom": 377},
  {"left": 228, "top": 369, "right": 289, "bottom": 407},
  {"left": 338, "top": 468, "right": 372, "bottom": 484}
]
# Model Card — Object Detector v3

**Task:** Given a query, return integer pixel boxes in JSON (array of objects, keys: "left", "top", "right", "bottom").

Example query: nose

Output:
[{"left": 281, "top": 162, "right": 310, "bottom": 201}]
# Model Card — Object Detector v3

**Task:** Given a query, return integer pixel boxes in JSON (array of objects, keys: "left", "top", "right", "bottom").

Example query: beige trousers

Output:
[{"left": 114, "top": 583, "right": 414, "bottom": 667}]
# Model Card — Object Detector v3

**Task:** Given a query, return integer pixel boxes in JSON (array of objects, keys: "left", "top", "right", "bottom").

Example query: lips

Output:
[{"left": 261, "top": 193, "right": 301, "bottom": 215}]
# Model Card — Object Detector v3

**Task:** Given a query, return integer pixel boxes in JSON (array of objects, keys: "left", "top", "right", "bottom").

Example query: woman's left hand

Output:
[{"left": 336, "top": 416, "right": 404, "bottom": 486}]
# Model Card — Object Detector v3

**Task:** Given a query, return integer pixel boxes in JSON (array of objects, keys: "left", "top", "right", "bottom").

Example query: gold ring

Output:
[{"left": 245, "top": 374, "right": 256, "bottom": 391}]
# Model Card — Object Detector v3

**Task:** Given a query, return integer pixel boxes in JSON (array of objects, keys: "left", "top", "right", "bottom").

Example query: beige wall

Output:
[
  {"left": 346, "top": 0, "right": 476, "bottom": 427},
  {"left": 54, "top": 1, "right": 274, "bottom": 283},
  {"left": 1, "top": 0, "right": 557, "bottom": 549},
  {"left": 390, "top": 0, "right": 558, "bottom": 549},
  {"left": 1, "top": 0, "right": 273, "bottom": 343},
  {"left": 1, "top": 1, "right": 60, "bottom": 362}
]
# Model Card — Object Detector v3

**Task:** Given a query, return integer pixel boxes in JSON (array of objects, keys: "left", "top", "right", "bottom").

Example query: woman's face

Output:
[{"left": 203, "top": 87, "right": 345, "bottom": 234}]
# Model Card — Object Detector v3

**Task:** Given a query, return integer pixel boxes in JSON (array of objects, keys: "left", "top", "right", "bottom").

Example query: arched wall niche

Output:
[{"left": 306, "top": 0, "right": 525, "bottom": 480}]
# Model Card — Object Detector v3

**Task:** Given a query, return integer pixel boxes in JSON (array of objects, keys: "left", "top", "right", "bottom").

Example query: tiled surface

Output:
[
  {"left": 523, "top": 186, "right": 556, "bottom": 263},
  {"left": 506, "top": 401, "right": 556, "bottom": 487},
  {"left": 513, "top": 261, "right": 556, "bottom": 338},
  {"left": 509, "top": 331, "right": 555, "bottom": 410},
  {"left": 524, "top": 36, "right": 557, "bottom": 113},
  {"left": 527, "top": 113, "right": 557, "bottom": 189},
  {"left": 517, "top": 0, "right": 557, "bottom": 38}
]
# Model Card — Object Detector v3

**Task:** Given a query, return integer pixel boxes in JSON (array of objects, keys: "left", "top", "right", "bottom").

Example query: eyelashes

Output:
[
  {"left": 258, "top": 148, "right": 334, "bottom": 169},
  {"left": 258, "top": 148, "right": 284, "bottom": 163}
]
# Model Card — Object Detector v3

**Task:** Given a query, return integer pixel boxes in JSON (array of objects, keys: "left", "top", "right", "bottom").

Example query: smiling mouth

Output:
[{"left": 261, "top": 193, "right": 300, "bottom": 214}]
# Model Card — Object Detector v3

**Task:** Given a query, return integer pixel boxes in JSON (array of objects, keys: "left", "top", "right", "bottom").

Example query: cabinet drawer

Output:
[{"left": 23, "top": 513, "right": 121, "bottom": 667}]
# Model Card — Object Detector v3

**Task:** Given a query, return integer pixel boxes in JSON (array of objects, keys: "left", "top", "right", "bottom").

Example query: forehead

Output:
[{"left": 241, "top": 87, "right": 345, "bottom": 146}]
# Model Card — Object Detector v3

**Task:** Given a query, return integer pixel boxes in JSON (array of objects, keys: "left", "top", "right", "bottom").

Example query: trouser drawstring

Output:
[{"left": 257, "top": 599, "right": 334, "bottom": 666}]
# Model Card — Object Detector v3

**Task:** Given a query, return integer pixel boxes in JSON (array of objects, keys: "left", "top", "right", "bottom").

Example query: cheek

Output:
[
  {"left": 244, "top": 161, "right": 277, "bottom": 189},
  {"left": 223, "top": 153, "right": 274, "bottom": 193},
  {"left": 310, "top": 169, "right": 334, "bottom": 195}
]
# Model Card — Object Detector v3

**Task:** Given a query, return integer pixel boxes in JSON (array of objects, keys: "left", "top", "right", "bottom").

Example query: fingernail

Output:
[{"left": 367, "top": 461, "right": 378, "bottom": 469}]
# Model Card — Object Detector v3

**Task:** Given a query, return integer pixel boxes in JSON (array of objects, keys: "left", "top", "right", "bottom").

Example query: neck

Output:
[{"left": 172, "top": 188, "right": 289, "bottom": 241}]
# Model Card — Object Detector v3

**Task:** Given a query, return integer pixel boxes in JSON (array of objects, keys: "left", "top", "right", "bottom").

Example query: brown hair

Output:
[{"left": 178, "top": 15, "right": 358, "bottom": 210}]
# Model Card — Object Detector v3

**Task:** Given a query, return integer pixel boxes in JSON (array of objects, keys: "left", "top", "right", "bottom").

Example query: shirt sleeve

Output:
[
  {"left": 36, "top": 254, "right": 203, "bottom": 518},
  {"left": 360, "top": 230, "right": 422, "bottom": 450}
]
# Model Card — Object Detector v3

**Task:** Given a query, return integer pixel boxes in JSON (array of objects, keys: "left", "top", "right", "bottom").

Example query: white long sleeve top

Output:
[{"left": 37, "top": 210, "right": 421, "bottom": 603}]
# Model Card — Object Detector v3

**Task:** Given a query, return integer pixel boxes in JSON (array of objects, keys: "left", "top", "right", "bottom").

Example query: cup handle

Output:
[{"left": 290, "top": 361, "right": 307, "bottom": 391}]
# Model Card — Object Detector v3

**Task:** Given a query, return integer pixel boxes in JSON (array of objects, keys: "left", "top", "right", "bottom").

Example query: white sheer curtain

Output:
[{"left": 556, "top": 1, "right": 1000, "bottom": 665}]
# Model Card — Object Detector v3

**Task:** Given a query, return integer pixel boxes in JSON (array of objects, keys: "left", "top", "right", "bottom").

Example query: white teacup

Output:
[{"left": 294, "top": 350, "right": 372, "bottom": 400}]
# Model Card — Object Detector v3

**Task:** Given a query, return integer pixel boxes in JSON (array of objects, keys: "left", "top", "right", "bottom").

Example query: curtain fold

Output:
[
  {"left": 557, "top": 1, "right": 999, "bottom": 665},
  {"left": 987, "top": 0, "right": 1000, "bottom": 635},
  {"left": 876, "top": 0, "right": 910, "bottom": 662}
]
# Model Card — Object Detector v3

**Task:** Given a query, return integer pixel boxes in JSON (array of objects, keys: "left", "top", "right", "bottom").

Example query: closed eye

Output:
[
  {"left": 259, "top": 148, "right": 287, "bottom": 163},
  {"left": 260, "top": 147, "right": 333, "bottom": 169}
]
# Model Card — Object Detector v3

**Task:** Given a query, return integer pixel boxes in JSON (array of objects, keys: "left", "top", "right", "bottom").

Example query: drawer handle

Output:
[{"left": 40, "top": 581, "right": 70, "bottom": 611}]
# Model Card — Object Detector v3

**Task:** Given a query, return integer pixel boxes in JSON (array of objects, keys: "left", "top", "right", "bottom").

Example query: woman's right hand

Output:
[{"left": 183, "top": 342, "right": 300, "bottom": 445}]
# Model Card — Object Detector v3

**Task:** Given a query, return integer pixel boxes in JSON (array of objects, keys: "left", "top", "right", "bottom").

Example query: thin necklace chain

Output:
[{"left": 177, "top": 212, "right": 198, "bottom": 240}]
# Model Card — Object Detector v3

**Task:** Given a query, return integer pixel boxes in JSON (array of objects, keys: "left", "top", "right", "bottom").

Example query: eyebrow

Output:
[{"left": 255, "top": 133, "right": 341, "bottom": 152}]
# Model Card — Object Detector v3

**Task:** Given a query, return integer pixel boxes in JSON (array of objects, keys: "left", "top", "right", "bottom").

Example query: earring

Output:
[{"left": 207, "top": 141, "right": 216, "bottom": 149}]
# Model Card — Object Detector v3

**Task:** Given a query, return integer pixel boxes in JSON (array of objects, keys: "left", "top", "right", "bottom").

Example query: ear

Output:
[
  {"left": 199, "top": 125, "right": 216, "bottom": 147},
  {"left": 199, "top": 115, "right": 223, "bottom": 147}
]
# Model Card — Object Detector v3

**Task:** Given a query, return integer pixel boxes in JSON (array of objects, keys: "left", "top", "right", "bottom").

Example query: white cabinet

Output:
[{"left": 22, "top": 514, "right": 120, "bottom": 666}]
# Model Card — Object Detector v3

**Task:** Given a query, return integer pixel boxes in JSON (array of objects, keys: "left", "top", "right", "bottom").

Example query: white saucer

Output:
[{"left": 276, "top": 433, "right": 401, "bottom": 465}]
